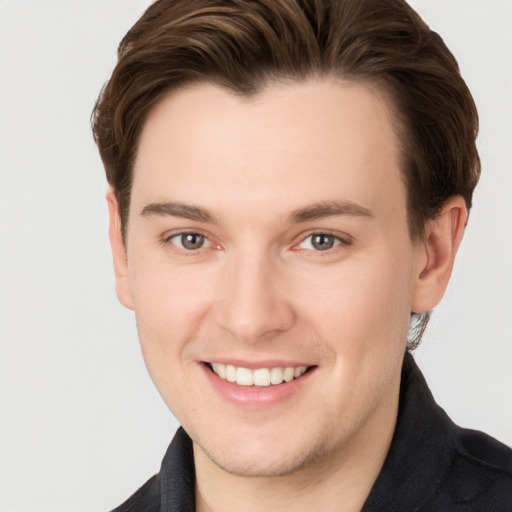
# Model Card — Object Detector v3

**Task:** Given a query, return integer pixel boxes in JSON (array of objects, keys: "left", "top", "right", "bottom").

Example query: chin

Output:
[
  {"left": 192, "top": 423, "right": 337, "bottom": 478},
  {"left": 200, "top": 445, "right": 324, "bottom": 478}
]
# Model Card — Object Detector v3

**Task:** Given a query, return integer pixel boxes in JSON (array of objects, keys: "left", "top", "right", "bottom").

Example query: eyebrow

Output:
[
  {"left": 288, "top": 200, "right": 373, "bottom": 223},
  {"left": 140, "top": 199, "right": 373, "bottom": 224},
  {"left": 141, "top": 202, "right": 218, "bottom": 223}
]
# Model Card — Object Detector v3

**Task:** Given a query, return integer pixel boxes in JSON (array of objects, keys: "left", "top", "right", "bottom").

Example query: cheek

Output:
[
  {"left": 128, "top": 257, "right": 215, "bottom": 370},
  {"left": 297, "top": 250, "right": 414, "bottom": 355},
  {"left": 128, "top": 264, "right": 217, "bottom": 416},
  {"left": 131, "top": 250, "right": 214, "bottom": 319}
]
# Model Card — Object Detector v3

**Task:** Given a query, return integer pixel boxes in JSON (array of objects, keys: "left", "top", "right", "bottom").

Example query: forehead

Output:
[{"left": 131, "top": 78, "right": 406, "bottom": 225}]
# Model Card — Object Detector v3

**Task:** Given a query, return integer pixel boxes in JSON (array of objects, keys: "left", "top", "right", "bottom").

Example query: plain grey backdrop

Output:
[{"left": 0, "top": 1, "right": 511, "bottom": 510}]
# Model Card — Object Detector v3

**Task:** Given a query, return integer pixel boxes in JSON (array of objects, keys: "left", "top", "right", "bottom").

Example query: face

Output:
[{"left": 115, "top": 79, "right": 427, "bottom": 477}]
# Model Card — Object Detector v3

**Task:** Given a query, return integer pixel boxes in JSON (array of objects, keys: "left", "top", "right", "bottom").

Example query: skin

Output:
[{"left": 108, "top": 79, "right": 467, "bottom": 512}]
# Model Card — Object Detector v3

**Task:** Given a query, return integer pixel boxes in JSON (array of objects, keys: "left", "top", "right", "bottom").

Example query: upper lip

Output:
[{"left": 203, "top": 359, "right": 315, "bottom": 369}]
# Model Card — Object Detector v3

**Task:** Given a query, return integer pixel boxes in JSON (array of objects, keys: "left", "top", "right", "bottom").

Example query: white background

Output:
[{"left": 0, "top": 1, "right": 511, "bottom": 511}]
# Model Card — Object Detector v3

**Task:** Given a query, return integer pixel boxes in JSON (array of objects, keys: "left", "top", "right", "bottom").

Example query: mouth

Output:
[{"left": 205, "top": 362, "right": 315, "bottom": 387}]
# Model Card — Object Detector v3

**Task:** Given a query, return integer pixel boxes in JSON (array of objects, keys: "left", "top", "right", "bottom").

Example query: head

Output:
[
  {"left": 92, "top": 0, "right": 479, "bottom": 480},
  {"left": 92, "top": 0, "right": 480, "bottom": 349}
]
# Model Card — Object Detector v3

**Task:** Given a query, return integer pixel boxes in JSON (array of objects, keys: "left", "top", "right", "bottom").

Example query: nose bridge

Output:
[{"left": 215, "top": 246, "right": 293, "bottom": 342}]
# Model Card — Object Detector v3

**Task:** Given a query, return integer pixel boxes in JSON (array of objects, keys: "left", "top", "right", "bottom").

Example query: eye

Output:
[
  {"left": 298, "top": 233, "right": 345, "bottom": 251},
  {"left": 167, "top": 232, "right": 212, "bottom": 251}
]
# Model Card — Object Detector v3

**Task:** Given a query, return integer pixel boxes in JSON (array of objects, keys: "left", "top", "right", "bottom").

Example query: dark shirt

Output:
[{"left": 111, "top": 353, "right": 512, "bottom": 511}]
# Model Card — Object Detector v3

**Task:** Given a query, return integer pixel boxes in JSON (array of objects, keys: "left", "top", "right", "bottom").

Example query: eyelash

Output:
[
  {"left": 295, "top": 232, "right": 352, "bottom": 252},
  {"left": 162, "top": 230, "right": 352, "bottom": 254},
  {"left": 162, "top": 231, "right": 215, "bottom": 252}
]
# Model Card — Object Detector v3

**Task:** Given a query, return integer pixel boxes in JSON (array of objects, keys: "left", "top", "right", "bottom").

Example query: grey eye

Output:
[
  {"left": 311, "top": 234, "right": 336, "bottom": 251},
  {"left": 178, "top": 233, "right": 206, "bottom": 250},
  {"left": 298, "top": 233, "right": 342, "bottom": 251}
]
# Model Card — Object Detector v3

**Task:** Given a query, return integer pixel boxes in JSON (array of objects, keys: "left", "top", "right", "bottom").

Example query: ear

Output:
[
  {"left": 411, "top": 196, "right": 468, "bottom": 313},
  {"left": 106, "top": 189, "right": 134, "bottom": 310}
]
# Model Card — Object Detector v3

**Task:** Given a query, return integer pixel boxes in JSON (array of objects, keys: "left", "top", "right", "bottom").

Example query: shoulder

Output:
[
  {"left": 109, "top": 474, "right": 161, "bottom": 512},
  {"left": 432, "top": 427, "right": 512, "bottom": 511},
  {"left": 456, "top": 427, "right": 512, "bottom": 474}
]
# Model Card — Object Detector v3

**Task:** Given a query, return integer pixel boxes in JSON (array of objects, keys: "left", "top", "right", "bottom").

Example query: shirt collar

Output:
[
  {"left": 160, "top": 427, "right": 196, "bottom": 512},
  {"left": 361, "top": 352, "right": 456, "bottom": 511}
]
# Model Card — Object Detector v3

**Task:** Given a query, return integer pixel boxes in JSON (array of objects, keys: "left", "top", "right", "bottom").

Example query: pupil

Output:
[
  {"left": 312, "top": 234, "right": 334, "bottom": 251},
  {"left": 182, "top": 233, "right": 204, "bottom": 250}
]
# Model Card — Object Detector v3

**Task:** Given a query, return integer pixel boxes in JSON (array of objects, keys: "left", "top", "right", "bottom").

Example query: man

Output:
[{"left": 92, "top": 0, "right": 512, "bottom": 510}]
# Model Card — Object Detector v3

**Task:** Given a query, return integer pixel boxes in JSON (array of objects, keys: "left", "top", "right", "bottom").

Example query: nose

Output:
[{"left": 214, "top": 251, "right": 295, "bottom": 343}]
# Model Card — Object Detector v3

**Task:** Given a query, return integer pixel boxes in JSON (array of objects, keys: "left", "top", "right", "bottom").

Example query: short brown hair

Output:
[{"left": 92, "top": 0, "right": 480, "bottom": 347}]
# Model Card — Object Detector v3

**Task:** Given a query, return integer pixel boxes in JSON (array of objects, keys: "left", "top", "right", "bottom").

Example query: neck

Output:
[{"left": 194, "top": 378, "right": 400, "bottom": 512}]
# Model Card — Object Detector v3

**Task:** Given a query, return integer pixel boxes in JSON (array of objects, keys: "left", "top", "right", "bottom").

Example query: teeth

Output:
[
  {"left": 283, "top": 367, "right": 295, "bottom": 382},
  {"left": 270, "top": 367, "right": 283, "bottom": 385},
  {"left": 211, "top": 363, "right": 226, "bottom": 379},
  {"left": 236, "top": 367, "right": 253, "bottom": 386},
  {"left": 209, "top": 363, "right": 308, "bottom": 386},
  {"left": 253, "top": 368, "right": 270, "bottom": 386},
  {"left": 226, "top": 365, "right": 236, "bottom": 383}
]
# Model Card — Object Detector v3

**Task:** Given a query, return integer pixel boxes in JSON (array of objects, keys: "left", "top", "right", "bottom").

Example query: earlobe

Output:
[
  {"left": 106, "top": 189, "right": 134, "bottom": 310},
  {"left": 411, "top": 196, "right": 468, "bottom": 313}
]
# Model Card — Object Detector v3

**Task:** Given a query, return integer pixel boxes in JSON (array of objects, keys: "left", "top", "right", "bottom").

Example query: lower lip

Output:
[{"left": 200, "top": 363, "right": 315, "bottom": 409}]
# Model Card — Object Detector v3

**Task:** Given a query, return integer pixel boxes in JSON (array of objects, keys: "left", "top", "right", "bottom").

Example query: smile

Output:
[{"left": 208, "top": 363, "right": 310, "bottom": 387}]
